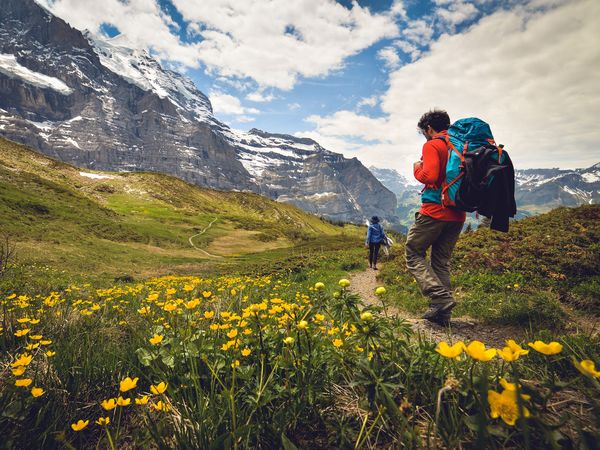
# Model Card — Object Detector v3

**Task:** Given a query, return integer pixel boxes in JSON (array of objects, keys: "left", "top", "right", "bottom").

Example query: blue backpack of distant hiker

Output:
[{"left": 433, "top": 118, "right": 509, "bottom": 212}]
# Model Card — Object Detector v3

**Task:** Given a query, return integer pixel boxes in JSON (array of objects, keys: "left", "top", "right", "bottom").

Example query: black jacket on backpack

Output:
[{"left": 455, "top": 146, "right": 516, "bottom": 232}]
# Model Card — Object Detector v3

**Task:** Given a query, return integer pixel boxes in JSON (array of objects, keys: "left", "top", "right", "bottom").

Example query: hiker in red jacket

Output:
[{"left": 406, "top": 109, "right": 466, "bottom": 326}]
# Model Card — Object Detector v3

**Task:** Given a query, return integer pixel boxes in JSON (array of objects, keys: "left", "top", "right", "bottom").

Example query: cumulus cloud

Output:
[
  {"left": 376, "top": 46, "right": 401, "bottom": 69},
  {"left": 38, "top": 0, "right": 202, "bottom": 67},
  {"left": 171, "top": 0, "right": 400, "bottom": 90},
  {"left": 246, "top": 90, "right": 277, "bottom": 103},
  {"left": 40, "top": 0, "right": 401, "bottom": 90},
  {"left": 435, "top": 0, "right": 479, "bottom": 28},
  {"left": 357, "top": 96, "right": 379, "bottom": 109},
  {"left": 209, "top": 91, "right": 259, "bottom": 116},
  {"left": 304, "top": 0, "right": 600, "bottom": 176}
]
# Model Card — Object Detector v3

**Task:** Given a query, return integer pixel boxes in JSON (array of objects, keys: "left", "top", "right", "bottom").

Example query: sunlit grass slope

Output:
[{"left": 0, "top": 137, "right": 360, "bottom": 282}]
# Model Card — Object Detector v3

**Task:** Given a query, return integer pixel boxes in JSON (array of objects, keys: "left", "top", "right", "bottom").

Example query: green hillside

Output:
[
  {"left": 0, "top": 137, "right": 360, "bottom": 283},
  {"left": 381, "top": 204, "right": 600, "bottom": 329}
]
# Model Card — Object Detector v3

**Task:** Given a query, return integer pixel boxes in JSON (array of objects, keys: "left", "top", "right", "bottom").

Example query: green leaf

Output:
[
  {"left": 135, "top": 347, "right": 155, "bottom": 366},
  {"left": 281, "top": 433, "right": 299, "bottom": 450}
]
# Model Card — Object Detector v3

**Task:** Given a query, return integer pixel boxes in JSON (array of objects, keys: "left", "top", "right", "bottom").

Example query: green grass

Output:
[
  {"left": 380, "top": 205, "right": 600, "bottom": 330},
  {"left": 0, "top": 136, "right": 362, "bottom": 288}
]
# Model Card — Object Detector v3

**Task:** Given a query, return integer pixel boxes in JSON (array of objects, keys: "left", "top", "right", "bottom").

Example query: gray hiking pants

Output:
[{"left": 405, "top": 213, "right": 464, "bottom": 307}]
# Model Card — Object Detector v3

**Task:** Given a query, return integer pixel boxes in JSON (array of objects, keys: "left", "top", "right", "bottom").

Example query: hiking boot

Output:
[
  {"left": 422, "top": 301, "right": 456, "bottom": 323},
  {"left": 428, "top": 313, "right": 451, "bottom": 327}
]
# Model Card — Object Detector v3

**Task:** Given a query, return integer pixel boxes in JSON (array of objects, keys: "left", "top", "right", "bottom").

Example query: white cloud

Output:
[
  {"left": 303, "top": 0, "right": 600, "bottom": 176},
  {"left": 394, "top": 40, "right": 421, "bottom": 61},
  {"left": 246, "top": 90, "right": 276, "bottom": 103},
  {"left": 288, "top": 103, "right": 301, "bottom": 111},
  {"left": 209, "top": 91, "right": 259, "bottom": 116},
  {"left": 401, "top": 19, "right": 434, "bottom": 44},
  {"left": 38, "top": 0, "right": 202, "bottom": 68},
  {"left": 377, "top": 46, "right": 401, "bottom": 69},
  {"left": 42, "top": 0, "right": 401, "bottom": 90},
  {"left": 170, "top": 0, "right": 400, "bottom": 89},
  {"left": 436, "top": 1, "right": 479, "bottom": 27},
  {"left": 357, "top": 96, "right": 379, "bottom": 109}
]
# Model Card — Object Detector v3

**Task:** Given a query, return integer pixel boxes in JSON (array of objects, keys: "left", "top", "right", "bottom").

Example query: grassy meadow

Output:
[{"left": 1, "top": 138, "right": 599, "bottom": 449}]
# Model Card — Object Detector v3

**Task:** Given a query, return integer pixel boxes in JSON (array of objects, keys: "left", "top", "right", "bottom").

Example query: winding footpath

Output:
[
  {"left": 188, "top": 218, "right": 223, "bottom": 259},
  {"left": 349, "top": 264, "right": 523, "bottom": 347}
]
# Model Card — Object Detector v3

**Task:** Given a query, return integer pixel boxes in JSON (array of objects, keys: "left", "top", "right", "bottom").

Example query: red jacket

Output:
[{"left": 414, "top": 130, "right": 466, "bottom": 222}]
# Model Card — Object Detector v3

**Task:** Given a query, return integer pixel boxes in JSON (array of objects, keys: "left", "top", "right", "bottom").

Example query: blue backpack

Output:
[{"left": 423, "top": 118, "right": 509, "bottom": 212}]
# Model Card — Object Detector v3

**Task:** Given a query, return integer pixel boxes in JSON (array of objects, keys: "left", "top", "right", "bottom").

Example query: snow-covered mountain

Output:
[
  {"left": 370, "top": 163, "right": 600, "bottom": 225},
  {"left": 0, "top": 0, "right": 396, "bottom": 224}
]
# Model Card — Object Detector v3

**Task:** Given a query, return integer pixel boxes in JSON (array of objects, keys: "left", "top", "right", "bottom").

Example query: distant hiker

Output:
[
  {"left": 365, "top": 215, "right": 387, "bottom": 270},
  {"left": 406, "top": 110, "right": 465, "bottom": 326}
]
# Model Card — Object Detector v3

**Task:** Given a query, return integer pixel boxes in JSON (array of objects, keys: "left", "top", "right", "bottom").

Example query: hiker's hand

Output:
[
  {"left": 364, "top": 243, "right": 368, "bottom": 248},
  {"left": 413, "top": 161, "right": 422, "bottom": 171}
]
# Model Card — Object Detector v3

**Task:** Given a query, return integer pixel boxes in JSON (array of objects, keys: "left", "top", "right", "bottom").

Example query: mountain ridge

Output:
[{"left": 0, "top": 0, "right": 396, "bottom": 224}]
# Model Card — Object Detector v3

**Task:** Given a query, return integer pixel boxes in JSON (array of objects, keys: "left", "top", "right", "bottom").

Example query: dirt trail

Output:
[
  {"left": 349, "top": 265, "right": 524, "bottom": 347},
  {"left": 188, "top": 218, "right": 223, "bottom": 259}
]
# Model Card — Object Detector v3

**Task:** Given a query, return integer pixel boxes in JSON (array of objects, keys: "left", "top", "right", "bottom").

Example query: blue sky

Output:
[{"left": 41, "top": 0, "right": 600, "bottom": 176}]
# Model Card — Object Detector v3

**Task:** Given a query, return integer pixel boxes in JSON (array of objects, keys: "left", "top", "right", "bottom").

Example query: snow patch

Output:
[
  {"left": 79, "top": 171, "right": 114, "bottom": 180},
  {"left": 0, "top": 54, "right": 73, "bottom": 95}
]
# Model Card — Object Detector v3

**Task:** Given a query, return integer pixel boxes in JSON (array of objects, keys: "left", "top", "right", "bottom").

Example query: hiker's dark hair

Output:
[
  {"left": 370, "top": 216, "right": 380, "bottom": 224},
  {"left": 417, "top": 109, "right": 450, "bottom": 133}
]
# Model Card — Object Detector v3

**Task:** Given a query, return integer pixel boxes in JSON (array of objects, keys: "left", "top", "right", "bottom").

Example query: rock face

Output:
[{"left": 0, "top": 0, "right": 396, "bottom": 224}]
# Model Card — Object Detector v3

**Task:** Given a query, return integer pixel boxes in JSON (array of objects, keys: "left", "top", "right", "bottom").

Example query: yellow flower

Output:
[
  {"left": 166, "top": 288, "right": 177, "bottom": 296},
  {"left": 297, "top": 320, "right": 308, "bottom": 330},
  {"left": 338, "top": 279, "right": 350, "bottom": 288},
  {"left": 202, "top": 291, "right": 212, "bottom": 298},
  {"left": 185, "top": 299, "right": 200, "bottom": 309},
  {"left": 375, "top": 286, "right": 386, "bottom": 296},
  {"left": 96, "top": 417, "right": 110, "bottom": 426},
  {"left": 314, "top": 282, "right": 325, "bottom": 290},
  {"left": 163, "top": 303, "right": 177, "bottom": 312},
  {"left": 498, "top": 342, "right": 528, "bottom": 362},
  {"left": 40, "top": 340, "right": 52, "bottom": 345},
  {"left": 183, "top": 284, "right": 194, "bottom": 292},
  {"left": 227, "top": 329, "right": 238, "bottom": 339},
  {"left": 283, "top": 336, "right": 295, "bottom": 345},
  {"left": 465, "top": 341, "right": 496, "bottom": 361},
  {"left": 15, "top": 378, "right": 32, "bottom": 387},
  {"left": 14, "top": 328, "right": 31, "bottom": 337},
  {"left": 506, "top": 340, "right": 529, "bottom": 356},
  {"left": 488, "top": 389, "right": 530, "bottom": 426},
  {"left": 45, "top": 351, "right": 56, "bottom": 357},
  {"left": 101, "top": 398, "right": 117, "bottom": 411},
  {"left": 204, "top": 311, "right": 215, "bottom": 319},
  {"left": 150, "top": 382, "right": 168, "bottom": 395},
  {"left": 152, "top": 400, "right": 171, "bottom": 412},
  {"left": 135, "top": 395, "right": 150, "bottom": 405},
  {"left": 360, "top": 311, "right": 373, "bottom": 321},
  {"left": 314, "top": 313, "right": 325, "bottom": 322},
  {"left": 25, "top": 343, "right": 40, "bottom": 350},
  {"left": 12, "top": 366, "right": 26, "bottom": 376},
  {"left": 333, "top": 339, "right": 343, "bottom": 348},
  {"left": 241, "top": 348, "right": 251, "bottom": 357},
  {"left": 435, "top": 341, "right": 465, "bottom": 359},
  {"left": 119, "top": 377, "right": 139, "bottom": 392},
  {"left": 29, "top": 335, "right": 43, "bottom": 340},
  {"left": 71, "top": 420, "right": 89, "bottom": 431},
  {"left": 574, "top": 359, "right": 600, "bottom": 378},
  {"left": 528, "top": 340, "right": 563, "bottom": 355},
  {"left": 138, "top": 306, "right": 150, "bottom": 315},
  {"left": 116, "top": 396, "right": 131, "bottom": 406},
  {"left": 149, "top": 334, "right": 164, "bottom": 345},
  {"left": 31, "top": 387, "right": 45, "bottom": 397}
]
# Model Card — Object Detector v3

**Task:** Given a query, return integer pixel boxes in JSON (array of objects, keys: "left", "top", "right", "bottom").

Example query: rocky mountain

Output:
[
  {"left": 371, "top": 163, "right": 600, "bottom": 225},
  {"left": 0, "top": 0, "right": 396, "bottom": 224}
]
